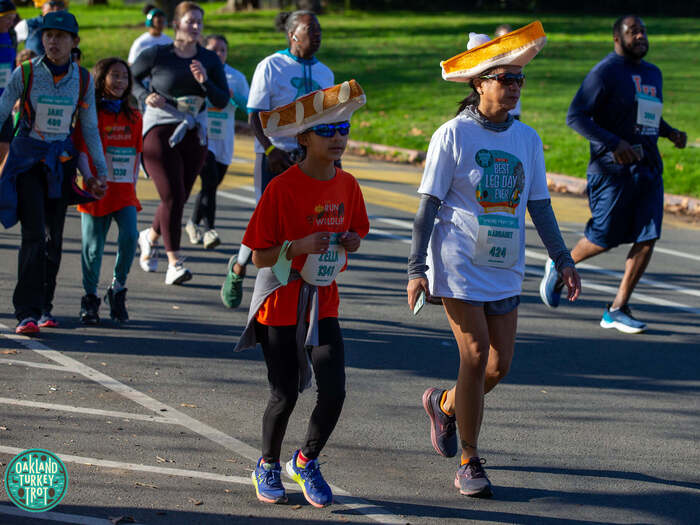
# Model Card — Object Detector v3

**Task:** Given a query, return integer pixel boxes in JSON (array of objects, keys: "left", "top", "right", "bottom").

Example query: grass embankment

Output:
[{"left": 18, "top": 4, "right": 698, "bottom": 196}]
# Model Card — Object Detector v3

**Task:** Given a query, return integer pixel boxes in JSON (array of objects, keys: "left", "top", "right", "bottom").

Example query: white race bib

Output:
[
  {"left": 0, "top": 63, "right": 11, "bottom": 89},
  {"left": 206, "top": 108, "right": 228, "bottom": 140},
  {"left": 300, "top": 233, "right": 347, "bottom": 286},
  {"left": 105, "top": 146, "right": 137, "bottom": 182},
  {"left": 34, "top": 95, "right": 73, "bottom": 134},
  {"left": 636, "top": 93, "right": 662, "bottom": 130},
  {"left": 176, "top": 95, "right": 205, "bottom": 117},
  {"left": 472, "top": 215, "right": 519, "bottom": 268}
]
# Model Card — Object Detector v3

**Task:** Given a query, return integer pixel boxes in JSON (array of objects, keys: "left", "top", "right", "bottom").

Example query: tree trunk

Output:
[{"left": 86, "top": 0, "right": 108, "bottom": 5}]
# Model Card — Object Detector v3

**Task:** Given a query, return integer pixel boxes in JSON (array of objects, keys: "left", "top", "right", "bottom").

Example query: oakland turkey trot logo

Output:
[
  {"left": 474, "top": 149, "right": 525, "bottom": 214},
  {"left": 4, "top": 449, "right": 68, "bottom": 512}
]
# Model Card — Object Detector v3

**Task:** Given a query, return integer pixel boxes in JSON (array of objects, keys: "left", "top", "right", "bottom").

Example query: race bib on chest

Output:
[
  {"left": 105, "top": 146, "right": 137, "bottom": 182},
  {"left": 34, "top": 95, "right": 73, "bottom": 134},
  {"left": 0, "top": 63, "right": 11, "bottom": 89},
  {"left": 636, "top": 93, "right": 662, "bottom": 130},
  {"left": 176, "top": 95, "right": 205, "bottom": 117},
  {"left": 300, "top": 233, "right": 347, "bottom": 286},
  {"left": 207, "top": 108, "right": 228, "bottom": 140},
  {"left": 473, "top": 215, "right": 519, "bottom": 268}
]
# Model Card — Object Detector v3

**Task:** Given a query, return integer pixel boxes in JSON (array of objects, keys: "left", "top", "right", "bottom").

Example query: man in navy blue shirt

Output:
[{"left": 540, "top": 14, "right": 686, "bottom": 334}]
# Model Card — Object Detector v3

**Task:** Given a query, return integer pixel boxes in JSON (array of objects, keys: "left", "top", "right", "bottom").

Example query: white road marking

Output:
[
  {"left": 0, "top": 325, "right": 407, "bottom": 525},
  {"left": 654, "top": 246, "right": 700, "bottom": 262},
  {"left": 218, "top": 189, "right": 255, "bottom": 206},
  {"left": 0, "top": 397, "right": 179, "bottom": 424},
  {"left": 0, "top": 445, "right": 253, "bottom": 486},
  {"left": 0, "top": 504, "right": 147, "bottom": 525},
  {"left": 1, "top": 357, "right": 69, "bottom": 371}
]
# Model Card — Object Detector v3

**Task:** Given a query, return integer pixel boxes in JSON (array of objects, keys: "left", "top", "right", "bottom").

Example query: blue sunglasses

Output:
[{"left": 309, "top": 121, "right": 351, "bottom": 137}]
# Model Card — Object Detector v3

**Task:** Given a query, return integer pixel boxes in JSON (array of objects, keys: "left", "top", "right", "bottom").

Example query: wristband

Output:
[{"left": 265, "top": 144, "right": 276, "bottom": 156}]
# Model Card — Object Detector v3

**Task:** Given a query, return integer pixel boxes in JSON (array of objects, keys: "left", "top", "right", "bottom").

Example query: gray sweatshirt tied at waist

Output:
[{"left": 233, "top": 268, "right": 320, "bottom": 393}]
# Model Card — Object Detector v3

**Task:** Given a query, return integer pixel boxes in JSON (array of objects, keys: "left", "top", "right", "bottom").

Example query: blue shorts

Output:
[
  {"left": 463, "top": 295, "right": 520, "bottom": 316},
  {"left": 584, "top": 167, "right": 663, "bottom": 249}
]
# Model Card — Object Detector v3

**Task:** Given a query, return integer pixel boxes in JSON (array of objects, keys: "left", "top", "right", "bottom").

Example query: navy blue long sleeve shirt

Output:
[{"left": 567, "top": 52, "right": 672, "bottom": 176}]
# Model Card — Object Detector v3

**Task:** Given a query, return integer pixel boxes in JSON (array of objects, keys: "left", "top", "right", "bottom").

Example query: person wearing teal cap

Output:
[
  {"left": 0, "top": 9, "right": 108, "bottom": 334},
  {"left": 128, "top": 3, "right": 172, "bottom": 65}
]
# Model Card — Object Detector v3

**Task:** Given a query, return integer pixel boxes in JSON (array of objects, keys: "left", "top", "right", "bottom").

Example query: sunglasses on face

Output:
[
  {"left": 479, "top": 72, "right": 525, "bottom": 87},
  {"left": 309, "top": 121, "right": 351, "bottom": 137}
]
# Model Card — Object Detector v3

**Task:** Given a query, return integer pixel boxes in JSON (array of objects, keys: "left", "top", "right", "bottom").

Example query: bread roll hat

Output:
[
  {"left": 441, "top": 21, "right": 547, "bottom": 82},
  {"left": 260, "top": 79, "right": 366, "bottom": 138}
]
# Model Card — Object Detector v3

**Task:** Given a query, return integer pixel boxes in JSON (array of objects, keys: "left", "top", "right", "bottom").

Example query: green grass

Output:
[{"left": 19, "top": 4, "right": 699, "bottom": 196}]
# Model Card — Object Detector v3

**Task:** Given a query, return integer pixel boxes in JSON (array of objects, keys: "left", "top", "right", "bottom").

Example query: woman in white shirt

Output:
[
  {"left": 127, "top": 4, "right": 172, "bottom": 65},
  {"left": 407, "top": 23, "right": 581, "bottom": 498}
]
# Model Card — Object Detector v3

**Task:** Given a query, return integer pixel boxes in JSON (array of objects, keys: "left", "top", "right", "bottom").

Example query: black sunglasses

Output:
[
  {"left": 479, "top": 72, "right": 525, "bottom": 87},
  {"left": 309, "top": 121, "right": 351, "bottom": 137}
]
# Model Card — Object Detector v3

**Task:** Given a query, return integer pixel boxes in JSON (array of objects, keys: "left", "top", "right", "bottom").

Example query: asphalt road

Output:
[{"left": 1, "top": 137, "right": 699, "bottom": 525}]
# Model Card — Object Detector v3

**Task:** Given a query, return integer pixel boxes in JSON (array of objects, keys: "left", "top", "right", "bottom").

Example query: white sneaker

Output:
[
  {"left": 165, "top": 259, "right": 192, "bottom": 285},
  {"left": 202, "top": 229, "right": 221, "bottom": 250},
  {"left": 138, "top": 228, "right": 158, "bottom": 272},
  {"left": 185, "top": 220, "right": 203, "bottom": 245}
]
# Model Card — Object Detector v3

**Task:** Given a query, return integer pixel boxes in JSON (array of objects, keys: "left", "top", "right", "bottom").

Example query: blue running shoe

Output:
[
  {"left": 600, "top": 303, "right": 646, "bottom": 334},
  {"left": 539, "top": 258, "right": 563, "bottom": 308},
  {"left": 251, "top": 457, "right": 287, "bottom": 504},
  {"left": 286, "top": 450, "right": 333, "bottom": 508}
]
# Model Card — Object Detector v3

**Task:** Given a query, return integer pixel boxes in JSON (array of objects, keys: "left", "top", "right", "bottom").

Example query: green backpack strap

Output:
[{"left": 13, "top": 60, "right": 34, "bottom": 135}]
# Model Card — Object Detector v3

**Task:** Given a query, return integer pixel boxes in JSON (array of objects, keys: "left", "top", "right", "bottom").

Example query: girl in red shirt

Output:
[
  {"left": 236, "top": 81, "right": 369, "bottom": 508},
  {"left": 75, "top": 57, "right": 143, "bottom": 324}
]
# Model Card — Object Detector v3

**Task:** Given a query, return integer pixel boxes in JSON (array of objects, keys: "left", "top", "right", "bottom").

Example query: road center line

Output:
[{"left": 0, "top": 325, "right": 407, "bottom": 525}]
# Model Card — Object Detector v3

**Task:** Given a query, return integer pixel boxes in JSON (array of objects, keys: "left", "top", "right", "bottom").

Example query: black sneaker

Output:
[
  {"left": 80, "top": 294, "right": 100, "bottom": 325},
  {"left": 105, "top": 287, "right": 129, "bottom": 323}
]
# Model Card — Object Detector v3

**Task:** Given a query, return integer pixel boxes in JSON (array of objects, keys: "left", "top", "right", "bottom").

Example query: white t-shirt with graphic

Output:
[
  {"left": 247, "top": 50, "right": 334, "bottom": 153},
  {"left": 207, "top": 64, "right": 250, "bottom": 165},
  {"left": 418, "top": 114, "right": 550, "bottom": 301},
  {"left": 128, "top": 33, "right": 173, "bottom": 65}
]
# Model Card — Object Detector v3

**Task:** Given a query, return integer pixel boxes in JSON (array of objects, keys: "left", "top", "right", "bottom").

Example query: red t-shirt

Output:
[
  {"left": 76, "top": 108, "right": 143, "bottom": 217},
  {"left": 242, "top": 164, "right": 370, "bottom": 326}
]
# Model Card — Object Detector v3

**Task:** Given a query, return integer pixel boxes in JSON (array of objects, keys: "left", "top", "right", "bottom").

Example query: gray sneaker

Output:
[
  {"left": 454, "top": 458, "right": 493, "bottom": 498},
  {"left": 422, "top": 387, "right": 457, "bottom": 457},
  {"left": 185, "top": 220, "right": 203, "bottom": 245}
]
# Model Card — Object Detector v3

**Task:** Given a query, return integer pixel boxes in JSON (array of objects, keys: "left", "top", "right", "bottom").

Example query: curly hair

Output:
[{"left": 93, "top": 57, "right": 137, "bottom": 122}]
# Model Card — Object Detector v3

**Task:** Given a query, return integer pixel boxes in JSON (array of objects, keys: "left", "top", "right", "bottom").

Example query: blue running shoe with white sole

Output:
[
  {"left": 251, "top": 457, "right": 287, "bottom": 504},
  {"left": 539, "top": 258, "right": 563, "bottom": 308},
  {"left": 600, "top": 303, "right": 646, "bottom": 334},
  {"left": 286, "top": 450, "right": 333, "bottom": 508}
]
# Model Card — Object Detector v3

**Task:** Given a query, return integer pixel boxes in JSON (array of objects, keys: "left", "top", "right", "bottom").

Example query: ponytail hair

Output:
[{"left": 456, "top": 82, "right": 479, "bottom": 115}]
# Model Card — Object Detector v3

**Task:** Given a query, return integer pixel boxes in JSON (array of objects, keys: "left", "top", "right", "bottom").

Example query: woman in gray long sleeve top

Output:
[
  {"left": 130, "top": 0, "right": 228, "bottom": 286},
  {"left": 408, "top": 26, "right": 581, "bottom": 499}
]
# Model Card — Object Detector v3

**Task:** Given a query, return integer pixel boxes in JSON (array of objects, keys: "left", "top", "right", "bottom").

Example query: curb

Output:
[{"left": 234, "top": 121, "right": 699, "bottom": 218}]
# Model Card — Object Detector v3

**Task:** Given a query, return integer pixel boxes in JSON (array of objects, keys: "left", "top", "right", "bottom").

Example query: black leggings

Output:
[
  {"left": 13, "top": 164, "right": 68, "bottom": 320},
  {"left": 255, "top": 317, "right": 346, "bottom": 464},
  {"left": 190, "top": 150, "right": 228, "bottom": 230}
]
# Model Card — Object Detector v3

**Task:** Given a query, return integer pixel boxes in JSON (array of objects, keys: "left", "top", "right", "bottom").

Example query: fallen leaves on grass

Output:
[{"left": 409, "top": 127, "right": 424, "bottom": 136}]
